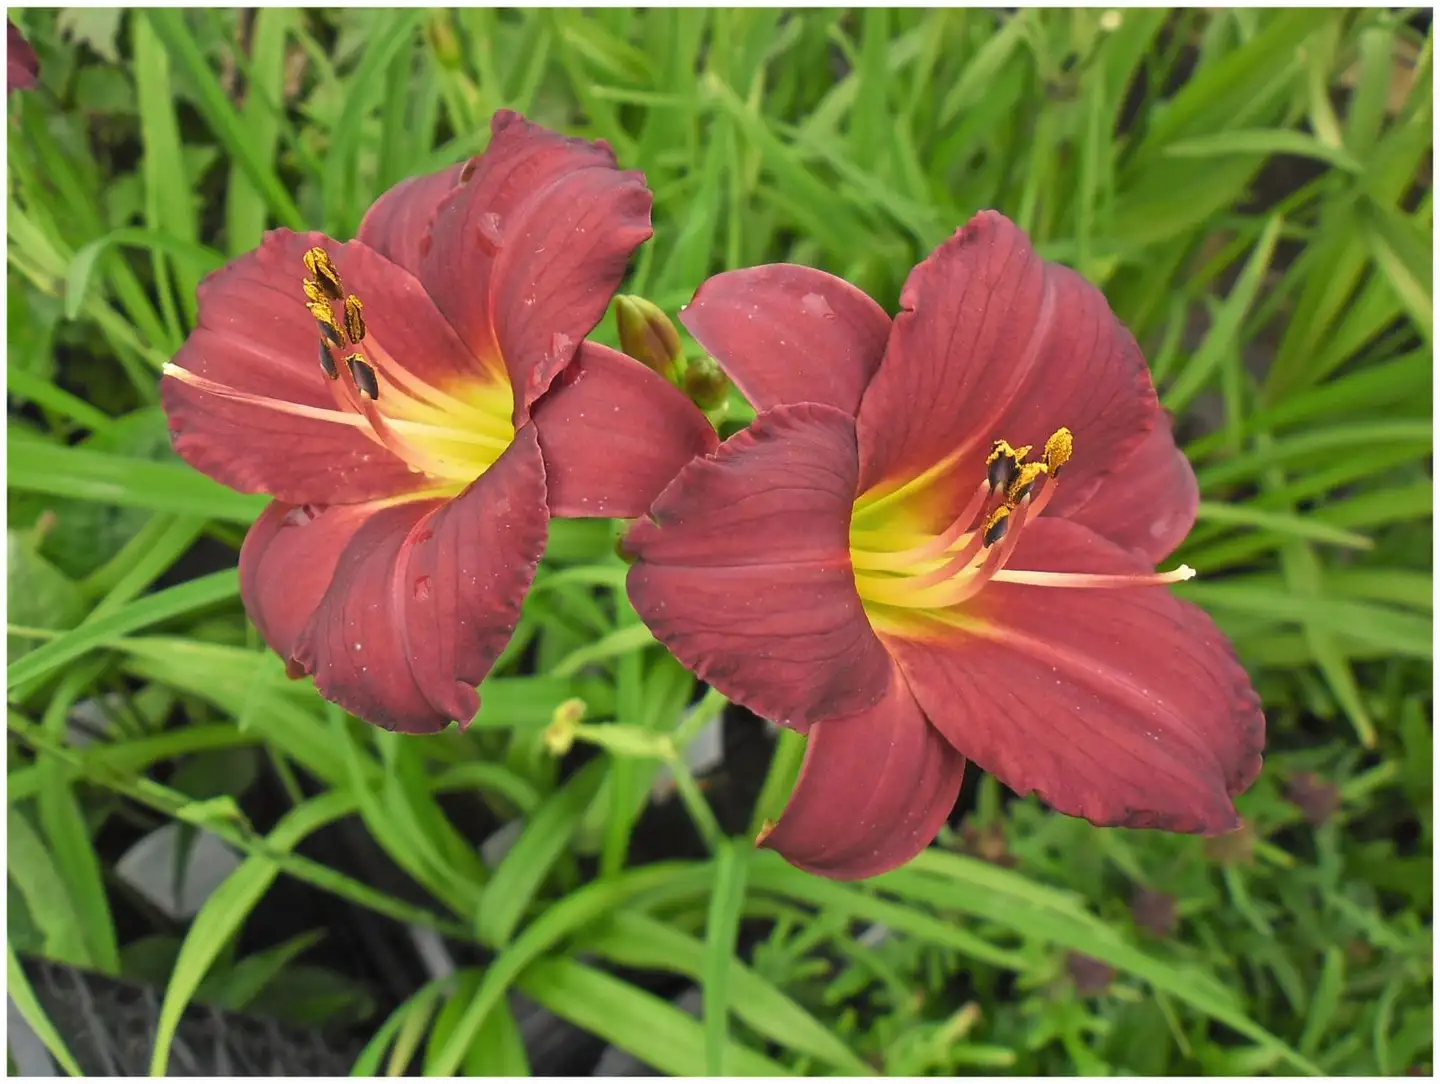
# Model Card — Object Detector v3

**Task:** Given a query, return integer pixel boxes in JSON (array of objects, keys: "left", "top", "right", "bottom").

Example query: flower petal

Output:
[
  {"left": 855, "top": 211, "right": 1158, "bottom": 516},
  {"left": 274, "top": 426, "right": 548, "bottom": 733},
  {"left": 1052, "top": 418, "right": 1200, "bottom": 563},
  {"left": 679, "top": 264, "right": 891, "bottom": 416},
  {"left": 161, "top": 231, "right": 412, "bottom": 504},
  {"left": 759, "top": 671, "right": 965, "bottom": 880},
  {"left": 357, "top": 162, "right": 467, "bottom": 278},
  {"left": 8, "top": 20, "right": 38, "bottom": 92},
  {"left": 626, "top": 403, "right": 890, "bottom": 730},
  {"left": 239, "top": 500, "right": 370, "bottom": 670},
  {"left": 887, "top": 518, "right": 1264, "bottom": 833},
  {"left": 419, "top": 110, "right": 652, "bottom": 420},
  {"left": 532, "top": 341, "right": 718, "bottom": 518}
]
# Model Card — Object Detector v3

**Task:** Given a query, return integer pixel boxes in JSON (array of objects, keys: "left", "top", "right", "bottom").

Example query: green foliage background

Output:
[{"left": 6, "top": 7, "right": 1433, "bottom": 1076}]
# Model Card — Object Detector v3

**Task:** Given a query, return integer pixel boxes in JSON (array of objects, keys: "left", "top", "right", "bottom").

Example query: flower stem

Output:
[
  {"left": 668, "top": 756, "right": 724, "bottom": 853},
  {"left": 748, "top": 725, "right": 807, "bottom": 839}
]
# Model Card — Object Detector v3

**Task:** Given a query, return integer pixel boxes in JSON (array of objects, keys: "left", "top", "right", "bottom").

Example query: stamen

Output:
[
  {"left": 318, "top": 341, "right": 339, "bottom": 380},
  {"left": 343, "top": 296, "right": 366, "bottom": 344},
  {"left": 318, "top": 319, "right": 343, "bottom": 348},
  {"left": 303, "top": 247, "right": 344, "bottom": 298},
  {"left": 302, "top": 279, "right": 330, "bottom": 306},
  {"left": 346, "top": 354, "right": 380, "bottom": 400},
  {"left": 990, "top": 565, "right": 1196, "bottom": 589}
]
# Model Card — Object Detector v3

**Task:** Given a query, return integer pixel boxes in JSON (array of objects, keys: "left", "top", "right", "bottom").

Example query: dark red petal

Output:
[
  {"left": 419, "top": 110, "right": 653, "bottom": 421},
  {"left": 1052, "top": 418, "right": 1199, "bottom": 563},
  {"left": 239, "top": 500, "right": 370, "bottom": 665},
  {"left": 332, "top": 236, "right": 501, "bottom": 392},
  {"left": 287, "top": 426, "right": 549, "bottom": 733},
  {"left": 678, "top": 264, "right": 891, "bottom": 416},
  {"left": 8, "top": 20, "right": 38, "bottom": 93},
  {"left": 356, "top": 162, "right": 467, "bottom": 278},
  {"left": 759, "top": 671, "right": 965, "bottom": 880},
  {"left": 532, "top": 341, "right": 717, "bottom": 518},
  {"left": 887, "top": 518, "right": 1264, "bottom": 833},
  {"left": 855, "top": 211, "right": 1158, "bottom": 516},
  {"left": 163, "top": 229, "right": 421, "bottom": 505},
  {"left": 625, "top": 403, "right": 890, "bottom": 730}
]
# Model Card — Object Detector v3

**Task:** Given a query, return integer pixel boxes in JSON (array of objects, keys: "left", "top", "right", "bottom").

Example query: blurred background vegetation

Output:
[{"left": 6, "top": 7, "right": 1432, "bottom": 1076}]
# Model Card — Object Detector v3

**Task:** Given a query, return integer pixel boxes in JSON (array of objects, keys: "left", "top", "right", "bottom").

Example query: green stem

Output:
[{"left": 748, "top": 726, "right": 807, "bottom": 839}]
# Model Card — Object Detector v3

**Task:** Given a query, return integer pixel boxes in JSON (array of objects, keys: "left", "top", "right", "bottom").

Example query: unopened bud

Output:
[
  {"left": 427, "top": 13, "right": 463, "bottom": 71},
  {"left": 615, "top": 295, "right": 683, "bottom": 378},
  {"left": 680, "top": 355, "right": 732, "bottom": 411},
  {"left": 543, "top": 697, "right": 586, "bottom": 757}
]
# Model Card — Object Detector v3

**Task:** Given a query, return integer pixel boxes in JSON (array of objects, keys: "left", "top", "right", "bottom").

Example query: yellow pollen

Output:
[
  {"left": 986, "top": 439, "right": 1031, "bottom": 467},
  {"left": 302, "top": 278, "right": 330, "bottom": 305},
  {"left": 343, "top": 295, "right": 367, "bottom": 344},
  {"left": 307, "top": 299, "right": 341, "bottom": 335},
  {"left": 1006, "top": 461, "right": 1048, "bottom": 505},
  {"left": 981, "top": 504, "right": 1012, "bottom": 547},
  {"left": 303, "top": 247, "right": 344, "bottom": 298},
  {"left": 1044, "top": 427, "right": 1073, "bottom": 474}
]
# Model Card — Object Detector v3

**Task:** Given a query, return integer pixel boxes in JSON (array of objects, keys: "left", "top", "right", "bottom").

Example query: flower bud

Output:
[
  {"left": 615, "top": 295, "right": 683, "bottom": 378},
  {"left": 426, "top": 13, "right": 463, "bottom": 72},
  {"left": 543, "top": 697, "right": 586, "bottom": 757},
  {"left": 680, "top": 355, "right": 732, "bottom": 411}
]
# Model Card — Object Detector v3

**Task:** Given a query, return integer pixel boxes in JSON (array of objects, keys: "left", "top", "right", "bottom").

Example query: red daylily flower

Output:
[
  {"left": 626, "top": 211, "right": 1265, "bottom": 880},
  {"left": 163, "top": 111, "right": 716, "bottom": 733},
  {"left": 8, "top": 20, "right": 38, "bottom": 93}
]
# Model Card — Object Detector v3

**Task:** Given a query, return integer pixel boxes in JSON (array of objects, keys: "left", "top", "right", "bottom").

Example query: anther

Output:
[
  {"left": 985, "top": 439, "right": 1030, "bottom": 492},
  {"left": 303, "top": 247, "right": 344, "bottom": 299},
  {"left": 302, "top": 279, "right": 330, "bottom": 305},
  {"left": 308, "top": 299, "right": 342, "bottom": 340},
  {"left": 318, "top": 342, "right": 339, "bottom": 381},
  {"left": 982, "top": 505, "right": 1012, "bottom": 547},
  {"left": 1006, "top": 462, "right": 1048, "bottom": 505},
  {"left": 1044, "top": 427, "right": 1073, "bottom": 476},
  {"left": 317, "top": 318, "right": 343, "bottom": 348},
  {"left": 343, "top": 295, "right": 366, "bottom": 344},
  {"left": 346, "top": 354, "right": 380, "bottom": 400}
]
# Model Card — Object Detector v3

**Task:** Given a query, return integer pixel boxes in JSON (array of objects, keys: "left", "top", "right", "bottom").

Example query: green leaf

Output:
[
  {"left": 516, "top": 957, "right": 790, "bottom": 1076},
  {"left": 579, "top": 910, "right": 873, "bottom": 1075},
  {"left": 474, "top": 758, "right": 607, "bottom": 946},
  {"left": 1162, "top": 129, "right": 1362, "bottom": 172},
  {"left": 7, "top": 943, "right": 85, "bottom": 1076},
  {"left": 150, "top": 790, "right": 356, "bottom": 1075},
  {"left": 6, "top": 570, "right": 240, "bottom": 691},
  {"left": 703, "top": 840, "right": 750, "bottom": 1075},
  {"left": 7, "top": 808, "right": 94, "bottom": 968}
]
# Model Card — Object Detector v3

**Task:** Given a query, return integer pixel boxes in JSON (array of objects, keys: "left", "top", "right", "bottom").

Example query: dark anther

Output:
[
  {"left": 987, "top": 452, "right": 1020, "bottom": 493},
  {"left": 982, "top": 507, "right": 1011, "bottom": 547},
  {"left": 317, "top": 319, "right": 342, "bottom": 348},
  {"left": 346, "top": 354, "right": 380, "bottom": 400},
  {"left": 318, "top": 341, "right": 339, "bottom": 380}
]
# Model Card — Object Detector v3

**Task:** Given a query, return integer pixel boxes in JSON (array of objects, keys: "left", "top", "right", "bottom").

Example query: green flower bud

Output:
[{"left": 615, "top": 295, "right": 683, "bottom": 378}]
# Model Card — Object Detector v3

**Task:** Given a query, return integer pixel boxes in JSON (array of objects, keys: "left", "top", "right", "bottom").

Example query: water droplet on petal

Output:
[
  {"left": 800, "top": 292, "right": 835, "bottom": 320},
  {"left": 477, "top": 212, "right": 504, "bottom": 254},
  {"left": 549, "top": 331, "right": 574, "bottom": 365},
  {"left": 412, "top": 575, "right": 432, "bottom": 601}
]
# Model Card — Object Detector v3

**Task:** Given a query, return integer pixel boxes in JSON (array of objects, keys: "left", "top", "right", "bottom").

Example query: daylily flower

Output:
[
  {"left": 626, "top": 211, "right": 1265, "bottom": 880},
  {"left": 8, "top": 20, "right": 38, "bottom": 94},
  {"left": 163, "top": 111, "right": 716, "bottom": 733}
]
